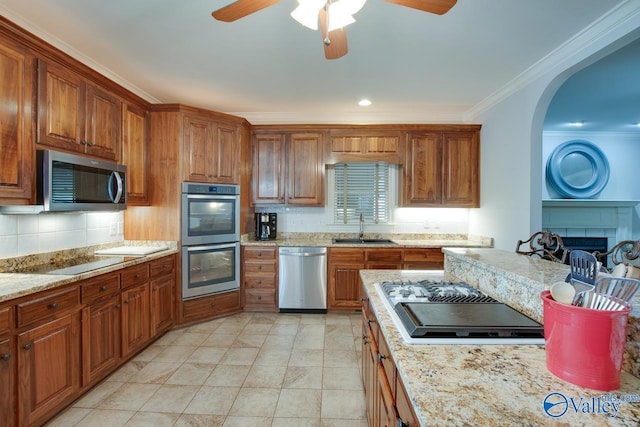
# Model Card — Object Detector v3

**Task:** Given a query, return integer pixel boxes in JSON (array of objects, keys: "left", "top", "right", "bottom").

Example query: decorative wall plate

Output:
[{"left": 546, "top": 140, "right": 610, "bottom": 198}]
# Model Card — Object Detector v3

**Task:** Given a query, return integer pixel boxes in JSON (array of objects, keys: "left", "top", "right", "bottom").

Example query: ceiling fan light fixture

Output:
[
  {"left": 291, "top": 0, "right": 326, "bottom": 30},
  {"left": 327, "top": 1, "right": 357, "bottom": 31}
]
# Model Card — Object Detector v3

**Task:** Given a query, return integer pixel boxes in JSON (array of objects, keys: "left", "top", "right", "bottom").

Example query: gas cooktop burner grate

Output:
[{"left": 427, "top": 294, "right": 499, "bottom": 304}]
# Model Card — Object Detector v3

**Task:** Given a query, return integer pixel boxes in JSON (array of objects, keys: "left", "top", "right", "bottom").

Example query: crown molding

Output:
[{"left": 464, "top": 0, "right": 640, "bottom": 122}]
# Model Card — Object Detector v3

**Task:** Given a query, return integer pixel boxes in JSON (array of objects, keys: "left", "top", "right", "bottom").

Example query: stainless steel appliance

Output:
[
  {"left": 255, "top": 212, "right": 277, "bottom": 240},
  {"left": 181, "top": 182, "right": 240, "bottom": 300},
  {"left": 279, "top": 246, "right": 327, "bottom": 312},
  {"left": 0, "top": 149, "right": 127, "bottom": 213},
  {"left": 182, "top": 182, "right": 240, "bottom": 246},
  {"left": 377, "top": 278, "right": 544, "bottom": 345}
]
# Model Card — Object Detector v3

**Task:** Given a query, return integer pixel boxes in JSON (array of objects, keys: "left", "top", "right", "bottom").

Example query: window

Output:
[{"left": 332, "top": 162, "right": 390, "bottom": 224}]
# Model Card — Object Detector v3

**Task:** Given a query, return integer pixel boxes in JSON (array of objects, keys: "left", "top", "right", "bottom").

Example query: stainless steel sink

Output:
[{"left": 332, "top": 238, "right": 396, "bottom": 244}]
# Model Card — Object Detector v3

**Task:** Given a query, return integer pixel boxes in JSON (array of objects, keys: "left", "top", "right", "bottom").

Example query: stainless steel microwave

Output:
[{"left": 0, "top": 150, "right": 127, "bottom": 213}]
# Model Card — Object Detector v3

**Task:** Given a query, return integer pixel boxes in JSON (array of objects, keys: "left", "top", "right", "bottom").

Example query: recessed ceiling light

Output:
[
  {"left": 568, "top": 121, "right": 585, "bottom": 127},
  {"left": 358, "top": 99, "right": 372, "bottom": 107}
]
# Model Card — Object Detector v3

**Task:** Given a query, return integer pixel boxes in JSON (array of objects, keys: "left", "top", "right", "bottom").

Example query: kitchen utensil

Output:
[
  {"left": 550, "top": 281, "right": 575, "bottom": 304},
  {"left": 569, "top": 250, "right": 598, "bottom": 306},
  {"left": 570, "top": 279, "right": 595, "bottom": 306},
  {"left": 586, "top": 276, "right": 639, "bottom": 310}
]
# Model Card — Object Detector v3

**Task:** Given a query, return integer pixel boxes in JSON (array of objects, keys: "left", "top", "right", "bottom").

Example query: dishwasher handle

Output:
[
  {"left": 279, "top": 247, "right": 327, "bottom": 258},
  {"left": 281, "top": 251, "right": 326, "bottom": 257}
]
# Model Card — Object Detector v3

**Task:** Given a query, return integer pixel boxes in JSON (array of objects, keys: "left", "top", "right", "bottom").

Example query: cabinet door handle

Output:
[
  {"left": 116, "top": 304, "right": 121, "bottom": 309},
  {"left": 86, "top": 140, "right": 95, "bottom": 146},
  {"left": 80, "top": 140, "right": 87, "bottom": 145},
  {"left": 397, "top": 419, "right": 409, "bottom": 427},
  {"left": 134, "top": 274, "right": 141, "bottom": 279},
  {"left": 377, "top": 353, "right": 386, "bottom": 362},
  {"left": 100, "top": 285, "right": 107, "bottom": 291},
  {"left": 23, "top": 343, "right": 32, "bottom": 351},
  {"left": 1, "top": 353, "right": 10, "bottom": 361},
  {"left": 124, "top": 299, "right": 130, "bottom": 304},
  {"left": 49, "top": 302, "right": 59, "bottom": 309},
  {"left": 367, "top": 318, "right": 375, "bottom": 325}
]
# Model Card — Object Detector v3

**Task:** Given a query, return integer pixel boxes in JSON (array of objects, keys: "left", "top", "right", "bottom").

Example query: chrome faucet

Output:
[{"left": 359, "top": 213, "right": 365, "bottom": 241}]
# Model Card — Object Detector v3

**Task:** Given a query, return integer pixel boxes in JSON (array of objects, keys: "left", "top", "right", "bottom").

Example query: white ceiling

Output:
[{"left": 1, "top": 0, "right": 638, "bottom": 128}]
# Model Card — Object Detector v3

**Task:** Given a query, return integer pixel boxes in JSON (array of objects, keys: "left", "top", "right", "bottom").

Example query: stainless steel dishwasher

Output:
[{"left": 278, "top": 246, "right": 327, "bottom": 313}]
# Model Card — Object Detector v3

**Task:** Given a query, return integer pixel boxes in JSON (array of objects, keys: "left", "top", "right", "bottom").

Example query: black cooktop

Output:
[
  {"left": 16, "top": 255, "right": 132, "bottom": 275},
  {"left": 395, "top": 301, "right": 544, "bottom": 338},
  {"left": 381, "top": 280, "right": 544, "bottom": 339}
]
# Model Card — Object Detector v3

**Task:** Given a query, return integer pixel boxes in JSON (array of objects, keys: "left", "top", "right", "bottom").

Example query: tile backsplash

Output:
[{"left": 0, "top": 212, "right": 124, "bottom": 258}]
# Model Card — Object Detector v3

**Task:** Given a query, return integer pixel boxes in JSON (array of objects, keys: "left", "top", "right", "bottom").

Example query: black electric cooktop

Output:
[
  {"left": 16, "top": 255, "right": 135, "bottom": 275},
  {"left": 395, "top": 301, "right": 544, "bottom": 338},
  {"left": 380, "top": 280, "right": 544, "bottom": 340}
]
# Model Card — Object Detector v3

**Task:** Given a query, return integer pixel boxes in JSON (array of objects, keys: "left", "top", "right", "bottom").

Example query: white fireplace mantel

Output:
[{"left": 542, "top": 200, "right": 639, "bottom": 247}]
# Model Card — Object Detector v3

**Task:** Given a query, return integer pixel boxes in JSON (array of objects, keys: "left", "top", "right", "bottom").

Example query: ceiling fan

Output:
[{"left": 211, "top": 0, "right": 457, "bottom": 60}]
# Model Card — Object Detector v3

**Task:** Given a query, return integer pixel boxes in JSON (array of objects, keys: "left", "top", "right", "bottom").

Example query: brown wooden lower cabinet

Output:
[
  {"left": 151, "top": 275, "right": 175, "bottom": 337},
  {"left": 4, "top": 255, "right": 178, "bottom": 425},
  {"left": 18, "top": 312, "right": 81, "bottom": 427},
  {"left": 82, "top": 294, "right": 121, "bottom": 387},
  {"left": 362, "top": 288, "right": 418, "bottom": 427},
  {"left": 0, "top": 334, "right": 16, "bottom": 427},
  {"left": 181, "top": 290, "right": 241, "bottom": 324},
  {"left": 329, "top": 247, "right": 444, "bottom": 310},
  {"left": 121, "top": 283, "right": 150, "bottom": 358}
]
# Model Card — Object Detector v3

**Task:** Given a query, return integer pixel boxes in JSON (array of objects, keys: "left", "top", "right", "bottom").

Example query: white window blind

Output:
[{"left": 333, "top": 162, "right": 390, "bottom": 224}]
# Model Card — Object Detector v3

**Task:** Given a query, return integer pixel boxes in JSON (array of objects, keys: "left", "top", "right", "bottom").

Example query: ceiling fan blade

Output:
[
  {"left": 212, "top": 0, "right": 281, "bottom": 22},
  {"left": 319, "top": 9, "right": 348, "bottom": 60},
  {"left": 385, "top": 0, "right": 457, "bottom": 15}
]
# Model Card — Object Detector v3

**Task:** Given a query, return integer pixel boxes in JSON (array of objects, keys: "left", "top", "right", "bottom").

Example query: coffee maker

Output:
[{"left": 255, "top": 213, "right": 277, "bottom": 240}]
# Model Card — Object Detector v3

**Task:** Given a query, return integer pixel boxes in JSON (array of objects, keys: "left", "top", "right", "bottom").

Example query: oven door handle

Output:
[{"left": 183, "top": 242, "right": 238, "bottom": 252}]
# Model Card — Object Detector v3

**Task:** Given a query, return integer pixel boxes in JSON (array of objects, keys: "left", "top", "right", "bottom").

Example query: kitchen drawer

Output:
[
  {"left": 243, "top": 247, "right": 277, "bottom": 260},
  {"left": 329, "top": 248, "right": 365, "bottom": 262},
  {"left": 182, "top": 290, "right": 241, "bottom": 323},
  {"left": 377, "top": 330, "right": 396, "bottom": 395},
  {"left": 244, "top": 262, "right": 277, "bottom": 275},
  {"left": 81, "top": 272, "right": 120, "bottom": 304},
  {"left": 150, "top": 255, "right": 175, "bottom": 279},
  {"left": 16, "top": 286, "right": 80, "bottom": 328},
  {"left": 403, "top": 249, "right": 444, "bottom": 262},
  {"left": 0, "top": 305, "right": 13, "bottom": 334},
  {"left": 121, "top": 263, "right": 149, "bottom": 289},
  {"left": 366, "top": 249, "right": 402, "bottom": 263},
  {"left": 243, "top": 275, "right": 277, "bottom": 289},
  {"left": 244, "top": 289, "right": 276, "bottom": 307}
]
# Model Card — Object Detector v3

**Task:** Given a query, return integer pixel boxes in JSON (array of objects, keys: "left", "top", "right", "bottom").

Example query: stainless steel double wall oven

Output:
[{"left": 181, "top": 182, "right": 240, "bottom": 300}]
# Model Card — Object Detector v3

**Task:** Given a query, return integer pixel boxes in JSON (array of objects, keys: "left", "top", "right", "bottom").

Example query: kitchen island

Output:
[{"left": 360, "top": 251, "right": 640, "bottom": 426}]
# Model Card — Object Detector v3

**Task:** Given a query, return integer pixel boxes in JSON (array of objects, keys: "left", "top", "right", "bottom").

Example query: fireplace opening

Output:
[{"left": 561, "top": 236, "right": 609, "bottom": 267}]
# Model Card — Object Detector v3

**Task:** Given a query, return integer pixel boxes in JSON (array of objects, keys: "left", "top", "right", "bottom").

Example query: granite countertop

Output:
[
  {"left": 360, "top": 269, "right": 640, "bottom": 426},
  {"left": 241, "top": 232, "right": 493, "bottom": 248},
  {"left": 0, "top": 241, "right": 178, "bottom": 303}
]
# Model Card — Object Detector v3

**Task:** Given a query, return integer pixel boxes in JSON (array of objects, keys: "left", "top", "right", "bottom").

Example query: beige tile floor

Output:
[{"left": 47, "top": 312, "right": 368, "bottom": 427}]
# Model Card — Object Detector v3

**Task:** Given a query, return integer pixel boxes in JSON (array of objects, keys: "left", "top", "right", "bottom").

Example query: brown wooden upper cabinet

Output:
[
  {"left": 326, "top": 130, "right": 402, "bottom": 164},
  {"left": 252, "top": 132, "right": 324, "bottom": 206},
  {"left": 0, "top": 34, "right": 35, "bottom": 204},
  {"left": 402, "top": 130, "right": 480, "bottom": 207},
  {"left": 121, "top": 103, "right": 149, "bottom": 205},
  {"left": 184, "top": 114, "right": 239, "bottom": 184},
  {"left": 37, "top": 59, "right": 121, "bottom": 161}
]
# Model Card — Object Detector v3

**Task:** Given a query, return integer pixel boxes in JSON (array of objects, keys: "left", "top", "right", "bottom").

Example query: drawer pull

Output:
[
  {"left": 100, "top": 285, "right": 108, "bottom": 291},
  {"left": 134, "top": 274, "right": 141, "bottom": 279},
  {"left": 23, "top": 343, "right": 32, "bottom": 351},
  {"left": 1, "top": 353, "right": 10, "bottom": 361},
  {"left": 49, "top": 302, "right": 59, "bottom": 309}
]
